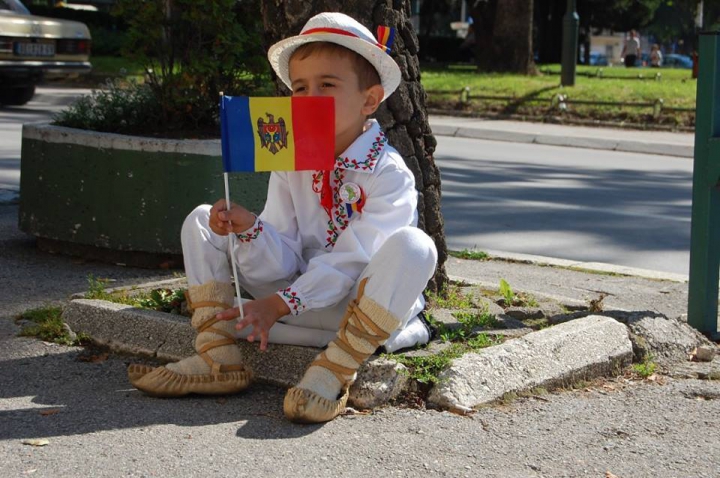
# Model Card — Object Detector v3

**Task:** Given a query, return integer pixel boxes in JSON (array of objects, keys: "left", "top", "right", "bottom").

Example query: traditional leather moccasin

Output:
[
  {"left": 129, "top": 283, "right": 253, "bottom": 398},
  {"left": 127, "top": 364, "right": 156, "bottom": 383},
  {"left": 130, "top": 364, "right": 253, "bottom": 398},
  {"left": 284, "top": 279, "right": 394, "bottom": 423},
  {"left": 283, "top": 385, "right": 350, "bottom": 423}
]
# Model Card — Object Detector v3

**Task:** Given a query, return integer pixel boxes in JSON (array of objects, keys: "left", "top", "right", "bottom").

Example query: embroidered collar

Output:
[{"left": 334, "top": 119, "right": 388, "bottom": 173}]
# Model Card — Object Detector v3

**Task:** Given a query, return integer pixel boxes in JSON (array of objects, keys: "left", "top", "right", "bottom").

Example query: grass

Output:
[
  {"left": 496, "top": 279, "right": 539, "bottom": 308},
  {"left": 384, "top": 332, "right": 498, "bottom": 384},
  {"left": 449, "top": 249, "right": 489, "bottom": 261},
  {"left": 90, "top": 55, "right": 145, "bottom": 78},
  {"left": 85, "top": 275, "right": 187, "bottom": 315},
  {"left": 632, "top": 355, "right": 657, "bottom": 378},
  {"left": 425, "top": 283, "right": 475, "bottom": 309},
  {"left": 421, "top": 63, "right": 696, "bottom": 127},
  {"left": 453, "top": 308, "right": 500, "bottom": 329},
  {"left": 17, "top": 306, "right": 89, "bottom": 346}
]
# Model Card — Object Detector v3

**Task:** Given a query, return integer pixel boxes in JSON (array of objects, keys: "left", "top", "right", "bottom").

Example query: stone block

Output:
[
  {"left": 427, "top": 315, "right": 632, "bottom": 412},
  {"left": 609, "top": 312, "right": 716, "bottom": 365}
]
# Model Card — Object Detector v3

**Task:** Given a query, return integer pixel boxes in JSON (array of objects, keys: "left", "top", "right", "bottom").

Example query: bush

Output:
[
  {"left": 87, "top": 26, "right": 126, "bottom": 56},
  {"left": 110, "top": 0, "right": 268, "bottom": 135},
  {"left": 53, "top": 79, "right": 162, "bottom": 136}
]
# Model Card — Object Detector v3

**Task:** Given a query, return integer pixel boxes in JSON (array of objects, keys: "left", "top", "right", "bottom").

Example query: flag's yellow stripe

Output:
[{"left": 249, "top": 97, "right": 296, "bottom": 171}]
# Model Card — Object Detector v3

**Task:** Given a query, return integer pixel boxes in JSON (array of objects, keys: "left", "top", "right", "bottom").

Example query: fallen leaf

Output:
[
  {"left": 22, "top": 439, "right": 49, "bottom": 447},
  {"left": 606, "top": 472, "right": 620, "bottom": 478},
  {"left": 215, "top": 397, "right": 227, "bottom": 405},
  {"left": 39, "top": 409, "right": 60, "bottom": 417},
  {"left": 77, "top": 352, "right": 109, "bottom": 363}
]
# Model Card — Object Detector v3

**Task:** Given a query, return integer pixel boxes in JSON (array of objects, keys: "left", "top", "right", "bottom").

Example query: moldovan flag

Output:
[{"left": 220, "top": 95, "right": 335, "bottom": 172}]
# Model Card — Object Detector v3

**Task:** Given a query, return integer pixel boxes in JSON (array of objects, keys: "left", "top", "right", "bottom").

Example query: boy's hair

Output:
[{"left": 290, "top": 42, "right": 382, "bottom": 90}]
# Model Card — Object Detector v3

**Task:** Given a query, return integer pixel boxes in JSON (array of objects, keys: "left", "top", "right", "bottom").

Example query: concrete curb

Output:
[
  {"left": 427, "top": 315, "right": 633, "bottom": 412},
  {"left": 431, "top": 123, "right": 694, "bottom": 158},
  {"left": 477, "top": 249, "right": 688, "bottom": 283},
  {"left": 60, "top": 276, "right": 641, "bottom": 413}
]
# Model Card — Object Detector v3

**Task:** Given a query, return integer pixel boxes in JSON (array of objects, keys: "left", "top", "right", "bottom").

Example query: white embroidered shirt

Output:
[{"left": 232, "top": 119, "right": 419, "bottom": 315}]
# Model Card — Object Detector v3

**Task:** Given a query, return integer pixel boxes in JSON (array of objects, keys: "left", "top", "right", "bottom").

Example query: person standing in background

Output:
[
  {"left": 650, "top": 44, "right": 662, "bottom": 67},
  {"left": 622, "top": 30, "right": 641, "bottom": 67}
]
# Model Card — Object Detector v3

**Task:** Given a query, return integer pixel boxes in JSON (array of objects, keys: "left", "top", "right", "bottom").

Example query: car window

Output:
[{"left": 0, "top": 0, "right": 31, "bottom": 14}]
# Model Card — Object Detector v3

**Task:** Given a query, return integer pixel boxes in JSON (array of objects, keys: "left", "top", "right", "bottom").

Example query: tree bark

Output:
[
  {"left": 260, "top": 0, "right": 448, "bottom": 293},
  {"left": 472, "top": 0, "right": 537, "bottom": 73}
]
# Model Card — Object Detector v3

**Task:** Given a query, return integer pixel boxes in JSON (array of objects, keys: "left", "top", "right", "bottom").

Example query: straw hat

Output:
[{"left": 267, "top": 12, "right": 401, "bottom": 101}]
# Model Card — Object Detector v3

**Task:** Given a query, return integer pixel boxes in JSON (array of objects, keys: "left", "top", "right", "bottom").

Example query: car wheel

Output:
[{"left": 0, "top": 85, "right": 36, "bottom": 106}]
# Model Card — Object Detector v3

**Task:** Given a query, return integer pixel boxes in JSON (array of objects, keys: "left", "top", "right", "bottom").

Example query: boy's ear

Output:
[{"left": 361, "top": 84, "right": 385, "bottom": 116}]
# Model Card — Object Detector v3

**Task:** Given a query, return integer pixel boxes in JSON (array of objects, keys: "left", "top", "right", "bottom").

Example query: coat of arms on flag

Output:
[{"left": 257, "top": 114, "right": 288, "bottom": 155}]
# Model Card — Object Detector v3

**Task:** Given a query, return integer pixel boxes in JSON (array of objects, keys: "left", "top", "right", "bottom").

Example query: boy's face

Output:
[{"left": 289, "top": 50, "right": 383, "bottom": 157}]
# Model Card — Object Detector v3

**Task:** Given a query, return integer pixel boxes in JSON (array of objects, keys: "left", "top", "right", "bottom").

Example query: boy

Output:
[{"left": 129, "top": 12, "right": 438, "bottom": 423}]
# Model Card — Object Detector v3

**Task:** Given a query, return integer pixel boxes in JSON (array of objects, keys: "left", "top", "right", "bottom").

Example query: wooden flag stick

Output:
[{"left": 224, "top": 172, "right": 245, "bottom": 322}]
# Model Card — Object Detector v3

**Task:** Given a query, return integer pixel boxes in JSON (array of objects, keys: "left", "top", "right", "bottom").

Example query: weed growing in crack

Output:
[
  {"left": 384, "top": 333, "right": 499, "bottom": 384},
  {"left": 453, "top": 308, "right": 500, "bottom": 329},
  {"left": 84, "top": 275, "right": 187, "bottom": 315},
  {"left": 449, "top": 249, "right": 489, "bottom": 261},
  {"left": 632, "top": 355, "right": 657, "bottom": 378},
  {"left": 426, "top": 283, "right": 475, "bottom": 309},
  {"left": 17, "top": 306, "right": 89, "bottom": 346}
]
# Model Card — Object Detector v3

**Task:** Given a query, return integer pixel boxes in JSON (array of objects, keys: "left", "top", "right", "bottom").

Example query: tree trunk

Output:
[
  {"left": 260, "top": 0, "right": 448, "bottom": 293},
  {"left": 472, "top": 0, "right": 537, "bottom": 73}
]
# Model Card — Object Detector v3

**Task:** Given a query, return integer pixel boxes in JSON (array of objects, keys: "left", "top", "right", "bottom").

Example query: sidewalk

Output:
[{"left": 429, "top": 115, "right": 695, "bottom": 158}]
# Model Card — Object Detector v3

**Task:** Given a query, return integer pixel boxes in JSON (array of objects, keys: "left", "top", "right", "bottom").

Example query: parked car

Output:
[
  {"left": 662, "top": 53, "right": 693, "bottom": 69},
  {"left": 588, "top": 52, "right": 609, "bottom": 66},
  {"left": 0, "top": 0, "right": 91, "bottom": 106}
]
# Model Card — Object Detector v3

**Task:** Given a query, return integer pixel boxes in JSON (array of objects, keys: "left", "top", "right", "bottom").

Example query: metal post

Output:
[
  {"left": 687, "top": 32, "right": 720, "bottom": 335},
  {"left": 561, "top": 0, "right": 579, "bottom": 86}
]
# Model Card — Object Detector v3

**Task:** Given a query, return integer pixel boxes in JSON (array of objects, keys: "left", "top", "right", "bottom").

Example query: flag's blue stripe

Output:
[{"left": 222, "top": 96, "right": 255, "bottom": 172}]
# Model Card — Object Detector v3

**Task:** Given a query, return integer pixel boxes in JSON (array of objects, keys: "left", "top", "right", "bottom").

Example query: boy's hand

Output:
[
  {"left": 209, "top": 199, "right": 256, "bottom": 236},
  {"left": 216, "top": 295, "right": 291, "bottom": 352}
]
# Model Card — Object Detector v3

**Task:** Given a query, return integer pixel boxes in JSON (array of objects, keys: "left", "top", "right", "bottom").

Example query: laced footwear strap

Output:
[
  {"left": 310, "top": 352, "right": 356, "bottom": 384},
  {"left": 184, "top": 290, "right": 232, "bottom": 313},
  {"left": 195, "top": 323, "right": 244, "bottom": 375},
  {"left": 317, "top": 298, "right": 392, "bottom": 378},
  {"left": 341, "top": 299, "right": 391, "bottom": 347},
  {"left": 196, "top": 316, "right": 233, "bottom": 333},
  {"left": 197, "top": 337, "right": 245, "bottom": 375}
]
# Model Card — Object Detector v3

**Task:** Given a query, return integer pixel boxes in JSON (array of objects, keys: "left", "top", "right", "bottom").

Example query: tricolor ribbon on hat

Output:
[
  {"left": 301, "top": 25, "right": 396, "bottom": 55},
  {"left": 376, "top": 26, "right": 395, "bottom": 54}
]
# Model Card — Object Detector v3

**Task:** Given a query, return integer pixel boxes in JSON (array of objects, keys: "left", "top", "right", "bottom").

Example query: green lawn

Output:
[
  {"left": 421, "top": 63, "right": 697, "bottom": 128},
  {"left": 91, "top": 55, "right": 145, "bottom": 77},
  {"left": 87, "top": 56, "right": 697, "bottom": 128}
]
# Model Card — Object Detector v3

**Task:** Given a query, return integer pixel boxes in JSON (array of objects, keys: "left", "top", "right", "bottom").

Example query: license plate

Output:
[{"left": 14, "top": 42, "right": 55, "bottom": 57}]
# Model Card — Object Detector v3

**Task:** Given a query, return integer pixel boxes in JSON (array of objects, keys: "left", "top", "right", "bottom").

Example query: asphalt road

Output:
[
  {"left": 434, "top": 136, "right": 692, "bottom": 276},
  {"left": 0, "top": 86, "right": 90, "bottom": 199}
]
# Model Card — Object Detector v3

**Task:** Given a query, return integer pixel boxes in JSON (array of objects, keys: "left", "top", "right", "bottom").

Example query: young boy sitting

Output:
[{"left": 129, "top": 12, "right": 438, "bottom": 423}]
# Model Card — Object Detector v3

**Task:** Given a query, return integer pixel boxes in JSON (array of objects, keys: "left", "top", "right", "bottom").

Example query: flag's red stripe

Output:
[{"left": 292, "top": 97, "right": 335, "bottom": 171}]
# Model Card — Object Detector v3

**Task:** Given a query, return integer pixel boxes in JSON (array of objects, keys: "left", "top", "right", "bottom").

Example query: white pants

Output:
[{"left": 181, "top": 205, "right": 438, "bottom": 352}]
